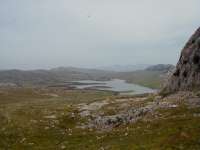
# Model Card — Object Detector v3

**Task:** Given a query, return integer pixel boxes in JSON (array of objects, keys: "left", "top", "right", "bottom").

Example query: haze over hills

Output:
[
  {"left": 1, "top": 0, "right": 200, "bottom": 149},
  {"left": 1, "top": 27, "right": 200, "bottom": 149},
  {"left": 0, "top": 67, "right": 114, "bottom": 86},
  {"left": 146, "top": 64, "right": 175, "bottom": 72},
  {"left": 98, "top": 64, "right": 150, "bottom": 72},
  {"left": 0, "top": 64, "right": 174, "bottom": 89}
]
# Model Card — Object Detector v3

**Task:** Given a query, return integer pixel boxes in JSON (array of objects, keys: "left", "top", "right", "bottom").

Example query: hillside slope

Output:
[
  {"left": 114, "top": 64, "right": 174, "bottom": 89},
  {"left": 0, "top": 68, "right": 114, "bottom": 86},
  {"left": 0, "top": 65, "right": 173, "bottom": 89}
]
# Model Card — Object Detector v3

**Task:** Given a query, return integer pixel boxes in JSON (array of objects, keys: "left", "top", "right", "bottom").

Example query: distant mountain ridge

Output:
[
  {"left": 0, "top": 64, "right": 174, "bottom": 88},
  {"left": 0, "top": 67, "right": 114, "bottom": 86},
  {"left": 98, "top": 64, "right": 150, "bottom": 72},
  {"left": 145, "top": 64, "right": 175, "bottom": 72}
]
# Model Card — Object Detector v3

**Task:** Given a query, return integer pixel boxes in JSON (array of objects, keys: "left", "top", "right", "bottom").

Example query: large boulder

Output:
[{"left": 163, "top": 27, "right": 200, "bottom": 93}]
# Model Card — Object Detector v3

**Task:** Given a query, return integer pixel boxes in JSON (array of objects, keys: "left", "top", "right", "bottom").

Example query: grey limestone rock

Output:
[{"left": 164, "top": 27, "right": 200, "bottom": 93}]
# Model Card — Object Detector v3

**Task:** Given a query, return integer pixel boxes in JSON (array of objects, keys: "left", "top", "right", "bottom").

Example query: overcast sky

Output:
[{"left": 0, "top": 0, "right": 200, "bottom": 69}]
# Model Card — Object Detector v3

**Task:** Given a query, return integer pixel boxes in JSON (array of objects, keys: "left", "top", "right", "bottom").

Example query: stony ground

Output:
[{"left": 0, "top": 87, "right": 200, "bottom": 150}]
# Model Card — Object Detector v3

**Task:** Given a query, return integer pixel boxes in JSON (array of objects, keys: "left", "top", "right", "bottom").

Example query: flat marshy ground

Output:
[{"left": 0, "top": 87, "right": 200, "bottom": 150}]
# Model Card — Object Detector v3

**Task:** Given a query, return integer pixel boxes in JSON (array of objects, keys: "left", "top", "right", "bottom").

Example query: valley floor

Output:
[{"left": 0, "top": 87, "right": 200, "bottom": 150}]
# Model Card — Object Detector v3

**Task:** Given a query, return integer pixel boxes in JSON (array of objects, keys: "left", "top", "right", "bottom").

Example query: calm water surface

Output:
[{"left": 72, "top": 79, "right": 156, "bottom": 95}]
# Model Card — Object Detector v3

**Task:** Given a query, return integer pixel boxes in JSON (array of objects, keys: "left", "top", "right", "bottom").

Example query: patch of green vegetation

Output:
[
  {"left": 0, "top": 88, "right": 114, "bottom": 105},
  {"left": 145, "top": 94, "right": 156, "bottom": 102},
  {"left": 61, "top": 90, "right": 115, "bottom": 104},
  {"left": 118, "top": 70, "right": 163, "bottom": 89},
  {"left": 0, "top": 88, "right": 115, "bottom": 149}
]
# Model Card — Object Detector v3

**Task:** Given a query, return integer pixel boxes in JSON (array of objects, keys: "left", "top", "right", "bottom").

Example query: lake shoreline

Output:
[{"left": 64, "top": 79, "right": 156, "bottom": 95}]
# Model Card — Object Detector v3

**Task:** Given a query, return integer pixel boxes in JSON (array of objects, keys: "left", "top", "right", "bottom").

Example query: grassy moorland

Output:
[
  {"left": 116, "top": 70, "right": 164, "bottom": 89},
  {"left": 0, "top": 88, "right": 200, "bottom": 150}
]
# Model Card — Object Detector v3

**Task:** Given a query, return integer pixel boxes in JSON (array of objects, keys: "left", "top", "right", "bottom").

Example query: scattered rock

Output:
[
  {"left": 44, "top": 115, "right": 57, "bottom": 119},
  {"left": 193, "top": 113, "right": 200, "bottom": 117},
  {"left": 20, "top": 138, "right": 26, "bottom": 143},
  {"left": 61, "top": 145, "right": 66, "bottom": 149},
  {"left": 90, "top": 103, "right": 157, "bottom": 129},
  {"left": 124, "top": 132, "right": 128, "bottom": 136},
  {"left": 44, "top": 126, "right": 50, "bottom": 130},
  {"left": 80, "top": 110, "right": 90, "bottom": 117}
]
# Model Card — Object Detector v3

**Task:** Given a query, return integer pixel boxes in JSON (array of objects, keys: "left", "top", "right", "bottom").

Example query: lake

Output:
[{"left": 70, "top": 79, "right": 156, "bottom": 95}]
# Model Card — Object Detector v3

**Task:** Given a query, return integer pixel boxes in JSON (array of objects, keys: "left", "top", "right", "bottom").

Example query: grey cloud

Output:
[{"left": 0, "top": 0, "right": 200, "bottom": 69}]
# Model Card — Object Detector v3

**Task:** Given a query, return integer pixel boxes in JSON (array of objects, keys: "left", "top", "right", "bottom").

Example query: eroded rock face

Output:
[{"left": 164, "top": 27, "right": 200, "bottom": 93}]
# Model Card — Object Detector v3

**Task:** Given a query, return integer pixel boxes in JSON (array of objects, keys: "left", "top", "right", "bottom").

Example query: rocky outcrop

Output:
[
  {"left": 164, "top": 27, "right": 200, "bottom": 93},
  {"left": 92, "top": 104, "right": 156, "bottom": 129}
]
